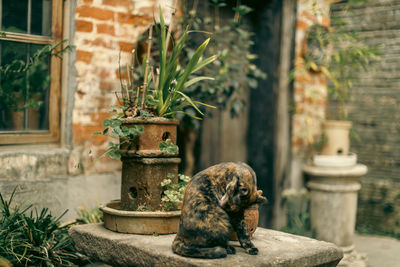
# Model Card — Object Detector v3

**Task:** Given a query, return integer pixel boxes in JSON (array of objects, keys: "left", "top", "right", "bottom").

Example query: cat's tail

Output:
[{"left": 172, "top": 236, "right": 227, "bottom": 259}]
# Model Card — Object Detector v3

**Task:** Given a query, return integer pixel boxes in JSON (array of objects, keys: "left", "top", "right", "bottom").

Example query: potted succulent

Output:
[{"left": 96, "top": 9, "right": 217, "bottom": 234}]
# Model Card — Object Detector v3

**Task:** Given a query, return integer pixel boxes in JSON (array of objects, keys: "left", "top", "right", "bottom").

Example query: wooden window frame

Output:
[{"left": 0, "top": 0, "right": 63, "bottom": 145}]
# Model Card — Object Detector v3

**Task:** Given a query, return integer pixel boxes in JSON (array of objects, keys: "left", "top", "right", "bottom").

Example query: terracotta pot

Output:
[
  {"left": 101, "top": 200, "right": 180, "bottom": 234},
  {"left": 119, "top": 117, "right": 181, "bottom": 211},
  {"left": 321, "top": 120, "right": 352, "bottom": 156},
  {"left": 120, "top": 157, "right": 181, "bottom": 211},
  {"left": 119, "top": 117, "right": 179, "bottom": 158},
  {"left": 229, "top": 204, "right": 259, "bottom": 241}
]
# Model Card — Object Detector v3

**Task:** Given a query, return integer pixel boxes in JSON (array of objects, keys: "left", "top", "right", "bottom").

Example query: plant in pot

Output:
[
  {"left": 96, "top": 9, "right": 217, "bottom": 234},
  {"left": 301, "top": 3, "right": 380, "bottom": 164},
  {"left": 0, "top": 41, "right": 70, "bottom": 130}
]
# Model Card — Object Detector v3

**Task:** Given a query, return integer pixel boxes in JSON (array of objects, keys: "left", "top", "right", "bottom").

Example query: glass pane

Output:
[
  {"left": 0, "top": 41, "right": 50, "bottom": 131},
  {"left": 31, "top": 0, "right": 52, "bottom": 36},
  {"left": 2, "top": 0, "right": 28, "bottom": 34}
]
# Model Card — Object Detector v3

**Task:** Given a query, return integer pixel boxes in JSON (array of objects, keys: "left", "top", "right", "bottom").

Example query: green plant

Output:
[
  {"left": 280, "top": 188, "right": 313, "bottom": 237},
  {"left": 119, "top": 8, "right": 217, "bottom": 119},
  {"left": 159, "top": 139, "right": 179, "bottom": 154},
  {"left": 76, "top": 206, "right": 103, "bottom": 224},
  {"left": 180, "top": 0, "right": 267, "bottom": 121},
  {"left": 0, "top": 39, "right": 72, "bottom": 112},
  {"left": 0, "top": 188, "right": 79, "bottom": 266},
  {"left": 94, "top": 108, "right": 144, "bottom": 160},
  {"left": 161, "top": 173, "right": 191, "bottom": 211},
  {"left": 302, "top": 1, "right": 381, "bottom": 120}
]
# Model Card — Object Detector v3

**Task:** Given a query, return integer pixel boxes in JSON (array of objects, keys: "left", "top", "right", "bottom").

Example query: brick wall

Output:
[
  {"left": 69, "top": 0, "right": 168, "bottom": 175},
  {"left": 292, "top": 0, "right": 331, "bottom": 158},
  {"left": 331, "top": 0, "right": 400, "bottom": 235}
]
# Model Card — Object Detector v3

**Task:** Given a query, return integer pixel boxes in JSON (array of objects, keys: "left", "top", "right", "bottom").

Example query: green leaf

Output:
[
  {"left": 176, "top": 91, "right": 203, "bottom": 115},
  {"left": 184, "top": 76, "right": 215, "bottom": 88}
]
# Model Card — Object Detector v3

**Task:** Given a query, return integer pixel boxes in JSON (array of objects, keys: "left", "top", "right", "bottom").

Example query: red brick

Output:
[
  {"left": 73, "top": 123, "right": 107, "bottom": 145},
  {"left": 321, "top": 17, "right": 330, "bottom": 27},
  {"left": 76, "top": 6, "right": 114, "bottom": 21},
  {"left": 84, "top": 38, "right": 113, "bottom": 49},
  {"left": 297, "top": 20, "right": 309, "bottom": 31},
  {"left": 118, "top": 41, "right": 134, "bottom": 52},
  {"left": 76, "top": 19, "right": 93, "bottom": 32},
  {"left": 115, "top": 68, "right": 129, "bottom": 80},
  {"left": 117, "top": 13, "right": 151, "bottom": 25},
  {"left": 76, "top": 50, "right": 93, "bottom": 64},
  {"left": 97, "top": 23, "right": 115, "bottom": 36},
  {"left": 102, "top": 0, "right": 130, "bottom": 8},
  {"left": 100, "top": 81, "right": 113, "bottom": 92},
  {"left": 99, "top": 69, "right": 111, "bottom": 79}
]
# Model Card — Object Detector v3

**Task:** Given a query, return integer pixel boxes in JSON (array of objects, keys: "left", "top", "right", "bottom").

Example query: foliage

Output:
[
  {"left": 119, "top": 8, "right": 217, "bottom": 120},
  {"left": 161, "top": 173, "right": 191, "bottom": 211},
  {"left": 179, "top": 0, "right": 267, "bottom": 125},
  {"left": 76, "top": 206, "right": 103, "bottom": 224},
  {"left": 0, "top": 188, "right": 79, "bottom": 266},
  {"left": 94, "top": 107, "right": 144, "bottom": 160},
  {"left": 302, "top": 0, "right": 381, "bottom": 120},
  {"left": 280, "top": 188, "right": 313, "bottom": 238},
  {"left": 159, "top": 138, "right": 179, "bottom": 154},
  {"left": 0, "top": 39, "right": 72, "bottom": 112}
]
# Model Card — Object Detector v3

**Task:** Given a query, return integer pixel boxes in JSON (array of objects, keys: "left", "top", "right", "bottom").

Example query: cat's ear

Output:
[{"left": 255, "top": 190, "right": 268, "bottom": 204}]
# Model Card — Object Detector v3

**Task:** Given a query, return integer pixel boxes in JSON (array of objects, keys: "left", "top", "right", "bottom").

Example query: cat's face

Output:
[{"left": 219, "top": 166, "right": 267, "bottom": 213}]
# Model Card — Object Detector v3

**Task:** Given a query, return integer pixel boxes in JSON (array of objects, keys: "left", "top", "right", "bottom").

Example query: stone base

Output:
[
  {"left": 69, "top": 224, "right": 343, "bottom": 267},
  {"left": 338, "top": 250, "right": 368, "bottom": 267}
]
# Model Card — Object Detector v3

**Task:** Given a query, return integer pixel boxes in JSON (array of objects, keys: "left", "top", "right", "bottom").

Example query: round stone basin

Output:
[
  {"left": 313, "top": 153, "right": 357, "bottom": 168},
  {"left": 100, "top": 200, "right": 181, "bottom": 235}
]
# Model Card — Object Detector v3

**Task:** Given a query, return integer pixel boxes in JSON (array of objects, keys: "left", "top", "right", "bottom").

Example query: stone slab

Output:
[{"left": 69, "top": 224, "right": 343, "bottom": 267}]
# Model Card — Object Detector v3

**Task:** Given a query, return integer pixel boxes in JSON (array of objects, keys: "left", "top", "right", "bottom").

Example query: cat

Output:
[{"left": 172, "top": 162, "right": 267, "bottom": 259}]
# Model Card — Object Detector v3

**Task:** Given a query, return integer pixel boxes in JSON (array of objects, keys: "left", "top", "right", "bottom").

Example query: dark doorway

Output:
[{"left": 247, "top": 0, "right": 296, "bottom": 228}]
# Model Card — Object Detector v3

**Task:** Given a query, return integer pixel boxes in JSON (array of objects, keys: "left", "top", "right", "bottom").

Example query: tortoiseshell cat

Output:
[{"left": 172, "top": 162, "right": 267, "bottom": 259}]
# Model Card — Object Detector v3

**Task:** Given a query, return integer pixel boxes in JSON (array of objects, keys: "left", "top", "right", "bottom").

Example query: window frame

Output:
[{"left": 0, "top": 0, "right": 63, "bottom": 145}]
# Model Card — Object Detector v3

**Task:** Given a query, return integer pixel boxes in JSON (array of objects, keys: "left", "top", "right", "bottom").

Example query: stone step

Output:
[{"left": 69, "top": 224, "right": 343, "bottom": 267}]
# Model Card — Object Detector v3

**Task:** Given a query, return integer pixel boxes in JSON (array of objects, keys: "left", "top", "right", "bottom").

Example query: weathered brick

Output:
[
  {"left": 76, "top": 19, "right": 93, "bottom": 32},
  {"left": 76, "top": 50, "right": 93, "bottom": 64},
  {"left": 83, "top": 38, "right": 113, "bottom": 49},
  {"left": 102, "top": 0, "right": 130, "bottom": 8},
  {"left": 117, "top": 13, "right": 151, "bottom": 25},
  {"left": 97, "top": 23, "right": 115, "bottom": 36},
  {"left": 118, "top": 41, "right": 134, "bottom": 52},
  {"left": 297, "top": 20, "right": 309, "bottom": 30},
  {"left": 76, "top": 6, "right": 114, "bottom": 21}
]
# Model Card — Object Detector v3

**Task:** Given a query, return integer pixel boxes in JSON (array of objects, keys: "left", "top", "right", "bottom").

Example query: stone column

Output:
[{"left": 303, "top": 164, "right": 367, "bottom": 253}]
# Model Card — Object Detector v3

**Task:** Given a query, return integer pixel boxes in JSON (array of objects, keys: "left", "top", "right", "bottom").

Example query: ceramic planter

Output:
[
  {"left": 321, "top": 120, "right": 352, "bottom": 156},
  {"left": 102, "top": 117, "right": 181, "bottom": 234},
  {"left": 120, "top": 157, "right": 180, "bottom": 211},
  {"left": 119, "top": 117, "right": 179, "bottom": 158},
  {"left": 101, "top": 200, "right": 180, "bottom": 234}
]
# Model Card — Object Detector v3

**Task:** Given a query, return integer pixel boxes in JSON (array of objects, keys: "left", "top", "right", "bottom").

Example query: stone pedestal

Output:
[
  {"left": 69, "top": 224, "right": 343, "bottom": 267},
  {"left": 303, "top": 163, "right": 368, "bottom": 266}
]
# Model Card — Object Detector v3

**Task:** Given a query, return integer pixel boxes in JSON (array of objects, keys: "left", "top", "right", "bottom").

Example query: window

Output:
[{"left": 0, "top": 0, "right": 62, "bottom": 144}]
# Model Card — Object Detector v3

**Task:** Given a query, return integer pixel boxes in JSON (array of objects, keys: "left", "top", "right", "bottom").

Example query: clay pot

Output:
[
  {"left": 229, "top": 204, "right": 259, "bottom": 241},
  {"left": 119, "top": 117, "right": 181, "bottom": 211},
  {"left": 119, "top": 117, "right": 179, "bottom": 157},
  {"left": 321, "top": 120, "right": 352, "bottom": 156},
  {"left": 101, "top": 200, "right": 180, "bottom": 234}
]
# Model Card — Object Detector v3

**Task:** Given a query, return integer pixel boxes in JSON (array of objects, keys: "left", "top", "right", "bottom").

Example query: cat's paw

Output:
[
  {"left": 246, "top": 247, "right": 258, "bottom": 255},
  {"left": 226, "top": 245, "right": 236, "bottom": 254}
]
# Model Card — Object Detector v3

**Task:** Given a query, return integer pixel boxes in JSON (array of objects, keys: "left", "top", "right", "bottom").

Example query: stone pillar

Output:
[{"left": 303, "top": 164, "right": 367, "bottom": 253}]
